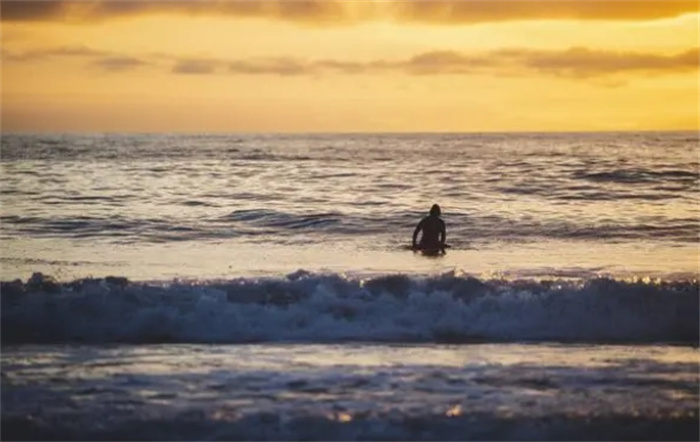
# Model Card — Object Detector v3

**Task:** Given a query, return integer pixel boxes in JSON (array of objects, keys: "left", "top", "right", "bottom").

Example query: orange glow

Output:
[
  {"left": 446, "top": 404, "right": 462, "bottom": 417},
  {"left": 1, "top": 1, "right": 698, "bottom": 132}
]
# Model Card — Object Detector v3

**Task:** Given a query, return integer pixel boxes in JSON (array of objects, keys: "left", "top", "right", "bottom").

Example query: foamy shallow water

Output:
[
  {"left": 3, "top": 272, "right": 697, "bottom": 345},
  {"left": 2, "top": 343, "right": 698, "bottom": 440}
]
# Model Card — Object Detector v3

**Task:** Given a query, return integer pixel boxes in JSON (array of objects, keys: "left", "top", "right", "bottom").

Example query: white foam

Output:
[{"left": 2, "top": 272, "right": 697, "bottom": 344}]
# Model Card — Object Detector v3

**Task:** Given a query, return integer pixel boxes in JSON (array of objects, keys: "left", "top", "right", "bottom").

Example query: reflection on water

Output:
[
  {"left": 2, "top": 343, "right": 698, "bottom": 440},
  {"left": 1, "top": 132, "right": 698, "bottom": 281}
]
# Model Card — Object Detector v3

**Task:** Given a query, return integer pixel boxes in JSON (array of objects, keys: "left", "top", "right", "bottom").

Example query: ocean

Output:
[{"left": 1, "top": 132, "right": 698, "bottom": 440}]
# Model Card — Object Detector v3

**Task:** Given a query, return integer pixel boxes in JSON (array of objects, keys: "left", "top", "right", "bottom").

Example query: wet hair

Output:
[{"left": 430, "top": 204, "right": 441, "bottom": 216}]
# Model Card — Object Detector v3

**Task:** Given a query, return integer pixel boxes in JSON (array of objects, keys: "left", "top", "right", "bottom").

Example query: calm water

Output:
[
  {"left": 1, "top": 131, "right": 698, "bottom": 280},
  {"left": 1, "top": 132, "right": 698, "bottom": 440}
]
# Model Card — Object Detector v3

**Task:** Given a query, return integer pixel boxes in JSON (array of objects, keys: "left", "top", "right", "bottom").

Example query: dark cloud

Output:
[
  {"left": 1, "top": 0, "right": 695, "bottom": 24},
  {"left": 0, "top": 1, "right": 65, "bottom": 21},
  {"left": 0, "top": 1, "right": 367, "bottom": 24}
]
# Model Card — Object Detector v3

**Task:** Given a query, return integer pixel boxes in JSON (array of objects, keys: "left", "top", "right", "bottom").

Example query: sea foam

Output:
[{"left": 2, "top": 271, "right": 697, "bottom": 345}]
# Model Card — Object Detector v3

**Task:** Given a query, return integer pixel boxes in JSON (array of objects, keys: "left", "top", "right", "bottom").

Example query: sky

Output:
[{"left": 1, "top": 0, "right": 698, "bottom": 133}]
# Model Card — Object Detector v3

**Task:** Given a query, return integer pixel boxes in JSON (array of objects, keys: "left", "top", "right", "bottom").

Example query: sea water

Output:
[{"left": 1, "top": 132, "right": 698, "bottom": 440}]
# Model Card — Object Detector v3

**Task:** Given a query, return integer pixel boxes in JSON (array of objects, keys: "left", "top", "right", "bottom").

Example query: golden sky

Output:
[{"left": 1, "top": 0, "right": 698, "bottom": 132}]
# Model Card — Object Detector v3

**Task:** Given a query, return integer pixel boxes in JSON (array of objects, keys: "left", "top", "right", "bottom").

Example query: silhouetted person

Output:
[{"left": 412, "top": 204, "right": 446, "bottom": 254}]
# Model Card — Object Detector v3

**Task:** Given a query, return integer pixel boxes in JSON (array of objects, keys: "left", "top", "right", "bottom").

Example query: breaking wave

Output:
[{"left": 2, "top": 271, "right": 697, "bottom": 345}]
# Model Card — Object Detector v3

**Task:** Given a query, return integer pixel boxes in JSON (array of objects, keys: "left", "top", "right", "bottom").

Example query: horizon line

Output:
[{"left": 2, "top": 128, "right": 698, "bottom": 136}]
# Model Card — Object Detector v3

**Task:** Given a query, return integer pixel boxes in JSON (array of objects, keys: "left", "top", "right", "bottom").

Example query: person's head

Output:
[{"left": 430, "top": 204, "right": 441, "bottom": 217}]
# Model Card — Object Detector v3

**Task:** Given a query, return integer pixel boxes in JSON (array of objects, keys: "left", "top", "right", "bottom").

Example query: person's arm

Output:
[{"left": 412, "top": 219, "right": 423, "bottom": 249}]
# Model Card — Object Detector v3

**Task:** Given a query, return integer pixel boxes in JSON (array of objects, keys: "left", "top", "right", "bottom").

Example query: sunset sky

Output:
[{"left": 1, "top": 0, "right": 698, "bottom": 133}]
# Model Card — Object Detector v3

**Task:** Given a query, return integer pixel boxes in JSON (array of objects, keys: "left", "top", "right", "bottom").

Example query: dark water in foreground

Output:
[{"left": 2, "top": 344, "right": 698, "bottom": 441}]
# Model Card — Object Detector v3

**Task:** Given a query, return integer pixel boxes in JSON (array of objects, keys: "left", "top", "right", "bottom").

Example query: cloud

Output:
[
  {"left": 93, "top": 56, "right": 149, "bottom": 71},
  {"left": 229, "top": 58, "right": 309, "bottom": 76},
  {"left": 1, "top": 0, "right": 696, "bottom": 24},
  {"left": 1, "top": 45, "right": 149, "bottom": 71},
  {"left": 172, "top": 59, "right": 221, "bottom": 75},
  {"left": 236, "top": 47, "right": 700, "bottom": 78},
  {"left": 403, "top": 51, "right": 494, "bottom": 75},
  {"left": 0, "top": 1, "right": 66, "bottom": 21},
  {"left": 388, "top": 1, "right": 699, "bottom": 24},
  {"left": 223, "top": 47, "right": 700, "bottom": 77},
  {"left": 3, "top": 45, "right": 110, "bottom": 61},
  {"left": 0, "top": 1, "right": 366, "bottom": 24},
  {"left": 5, "top": 44, "right": 698, "bottom": 78},
  {"left": 170, "top": 57, "right": 311, "bottom": 76},
  {"left": 515, "top": 47, "right": 700, "bottom": 78}
]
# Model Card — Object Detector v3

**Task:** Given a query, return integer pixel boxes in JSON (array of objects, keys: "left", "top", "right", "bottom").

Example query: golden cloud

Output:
[
  {"left": 5, "top": 44, "right": 698, "bottom": 78},
  {"left": 1, "top": 0, "right": 696, "bottom": 24},
  {"left": 0, "top": 1, "right": 363, "bottom": 24},
  {"left": 389, "top": 1, "right": 699, "bottom": 24}
]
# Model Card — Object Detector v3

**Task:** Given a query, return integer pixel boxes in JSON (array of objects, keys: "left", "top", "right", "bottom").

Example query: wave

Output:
[
  {"left": 2, "top": 271, "right": 697, "bottom": 345},
  {"left": 573, "top": 168, "right": 698, "bottom": 185},
  {"left": 221, "top": 209, "right": 343, "bottom": 230},
  {"left": 2, "top": 209, "right": 698, "bottom": 246}
]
